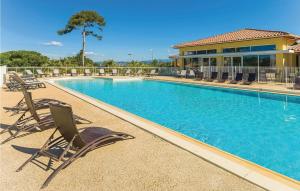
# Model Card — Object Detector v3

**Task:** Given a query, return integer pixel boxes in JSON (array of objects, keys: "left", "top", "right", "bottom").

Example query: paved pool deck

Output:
[{"left": 0, "top": 83, "right": 265, "bottom": 191}]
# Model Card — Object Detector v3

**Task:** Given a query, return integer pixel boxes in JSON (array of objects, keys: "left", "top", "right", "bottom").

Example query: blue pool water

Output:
[{"left": 57, "top": 78, "right": 300, "bottom": 181}]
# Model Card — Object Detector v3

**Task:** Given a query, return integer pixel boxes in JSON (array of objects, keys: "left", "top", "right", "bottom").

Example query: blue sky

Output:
[{"left": 1, "top": 0, "right": 300, "bottom": 61}]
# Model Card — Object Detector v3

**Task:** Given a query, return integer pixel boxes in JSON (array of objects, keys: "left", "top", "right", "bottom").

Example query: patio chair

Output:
[
  {"left": 266, "top": 73, "right": 276, "bottom": 82},
  {"left": 178, "top": 70, "right": 187, "bottom": 78},
  {"left": 187, "top": 70, "right": 195, "bottom": 78},
  {"left": 229, "top": 73, "right": 243, "bottom": 84},
  {"left": 99, "top": 69, "right": 105, "bottom": 76},
  {"left": 84, "top": 69, "right": 91, "bottom": 76},
  {"left": 3, "top": 86, "right": 66, "bottom": 116},
  {"left": 293, "top": 76, "right": 300, "bottom": 90},
  {"left": 1, "top": 91, "right": 91, "bottom": 144},
  {"left": 205, "top": 72, "right": 218, "bottom": 82},
  {"left": 216, "top": 72, "right": 229, "bottom": 83},
  {"left": 24, "top": 70, "right": 34, "bottom": 77},
  {"left": 52, "top": 69, "right": 60, "bottom": 77},
  {"left": 136, "top": 69, "right": 143, "bottom": 76},
  {"left": 125, "top": 69, "right": 131, "bottom": 76},
  {"left": 36, "top": 69, "right": 47, "bottom": 77},
  {"left": 12, "top": 73, "right": 46, "bottom": 89},
  {"left": 195, "top": 71, "right": 204, "bottom": 80},
  {"left": 16, "top": 102, "right": 134, "bottom": 188},
  {"left": 240, "top": 73, "right": 256, "bottom": 85},
  {"left": 111, "top": 69, "right": 118, "bottom": 76},
  {"left": 147, "top": 69, "right": 158, "bottom": 77},
  {"left": 71, "top": 69, "right": 78, "bottom": 76},
  {"left": 5, "top": 74, "right": 22, "bottom": 91}
]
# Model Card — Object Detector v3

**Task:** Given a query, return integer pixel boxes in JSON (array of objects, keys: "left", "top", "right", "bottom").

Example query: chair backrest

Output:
[
  {"left": 49, "top": 103, "right": 86, "bottom": 148},
  {"left": 112, "top": 69, "right": 117, "bottom": 74},
  {"left": 36, "top": 69, "right": 43, "bottom": 74},
  {"left": 85, "top": 69, "right": 90, "bottom": 73},
  {"left": 71, "top": 69, "right": 77, "bottom": 73},
  {"left": 189, "top": 70, "right": 195, "bottom": 76},
  {"left": 266, "top": 73, "right": 275, "bottom": 80},
  {"left": 236, "top": 73, "right": 243, "bottom": 81},
  {"left": 198, "top": 72, "right": 204, "bottom": 79},
  {"left": 25, "top": 70, "right": 33, "bottom": 75},
  {"left": 150, "top": 69, "right": 156, "bottom": 74},
  {"left": 99, "top": 69, "right": 105, "bottom": 74},
  {"left": 222, "top": 72, "right": 229, "bottom": 79},
  {"left": 181, "top": 70, "right": 186, "bottom": 75},
  {"left": 295, "top": 76, "right": 300, "bottom": 84},
  {"left": 12, "top": 73, "right": 25, "bottom": 85},
  {"left": 53, "top": 69, "right": 59, "bottom": 74},
  {"left": 23, "top": 91, "right": 40, "bottom": 122},
  {"left": 248, "top": 73, "right": 256, "bottom": 82},
  {"left": 211, "top": 72, "right": 218, "bottom": 79}
]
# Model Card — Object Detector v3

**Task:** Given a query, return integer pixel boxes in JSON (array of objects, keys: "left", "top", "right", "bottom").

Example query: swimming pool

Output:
[{"left": 57, "top": 78, "right": 300, "bottom": 181}]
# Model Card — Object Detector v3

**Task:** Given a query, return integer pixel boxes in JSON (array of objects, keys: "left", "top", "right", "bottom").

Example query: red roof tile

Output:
[
  {"left": 174, "top": 29, "right": 299, "bottom": 48},
  {"left": 289, "top": 44, "right": 300, "bottom": 53}
]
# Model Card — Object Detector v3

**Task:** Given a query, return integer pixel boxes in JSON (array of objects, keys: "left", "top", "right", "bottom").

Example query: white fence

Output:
[{"left": 5, "top": 66, "right": 300, "bottom": 84}]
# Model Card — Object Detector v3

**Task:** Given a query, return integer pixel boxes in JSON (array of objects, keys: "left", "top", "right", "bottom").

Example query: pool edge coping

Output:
[{"left": 47, "top": 78, "right": 300, "bottom": 191}]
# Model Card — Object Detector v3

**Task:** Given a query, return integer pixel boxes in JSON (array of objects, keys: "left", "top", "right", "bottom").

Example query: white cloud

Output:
[{"left": 43, "top": 41, "right": 63, "bottom": 47}]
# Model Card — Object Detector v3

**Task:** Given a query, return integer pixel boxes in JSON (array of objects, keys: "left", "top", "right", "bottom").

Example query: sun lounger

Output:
[
  {"left": 216, "top": 72, "right": 229, "bottom": 83},
  {"left": 3, "top": 86, "right": 66, "bottom": 116},
  {"left": 229, "top": 73, "right": 243, "bottom": 84},
  {"left": 71, "top": 69, "right": 78, "bottom": 76},
  {"left": 205, "top": 72, "right": 218, "bottom": 82},
  {"left": 99, "top": 68, "right": 105, "bottom": 76},
  {"left": 178, "top": 70, "right": 187, "bottom": 78},
  {"left": 196, "top": 71, "right": 204, "bottom": 80},
  {"left": 12, "top": 73, "right": 46, "bottom": 89},
  {"left": 16, "top": 102, "right": 134, "bottom": 188},
  {"left": 125, "top": 69, "right": 131, "bottom": 76},
  {"left": 240, "top": 73, "right": 256, "bottom": 85},
  {"left": 84, "top": 69, "right": 91, "bottom": 76},
  {"left": 1, "top": 92, "right": 91, "bottom": 144},
  {"left": 52, "top": 69, "right": 60, "bottom": 77},
  {"left": 147, "top": 69, "right": 158, "bottom": 77},
  {"left": 266, "top": 73, "right": 276, "bottom": 82},
  {"left": 36, "top": 69, "right": 47, "bottom": 77},
  {"left": 187, "top": 70, "right": 195, "bottom": 78},
  {"left": 136, "top": 69, "right": 143, "bottom": 76},
  {"left": 24, "top": 70, "right": 34, "bottom": 77},
  {"left": 111, "top": 69, "right": 118, "bottom": 76},
  {"left": 293, "top": 76, "right": 300, "bottom": 90}
]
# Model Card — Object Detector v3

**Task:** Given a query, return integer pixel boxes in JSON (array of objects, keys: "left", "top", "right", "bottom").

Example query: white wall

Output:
[{"left": 0, "top": 65, "right": 7, "bottom": 87}]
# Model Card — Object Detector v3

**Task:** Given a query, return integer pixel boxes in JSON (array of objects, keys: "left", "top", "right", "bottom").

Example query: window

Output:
[
  {"left": 191, "top": 58, "right": 199, "bottom": 67},
  {"left": 236, "top": 46, "right": 250, "bottom": 52},
  {"left": 243, "top": 55, "right": 258, "bottom": 66},
  {"left": 224, "top": 57, "right": 231, "bottom": 66},
  {"left": 207, "top": 49, "right": 217, "bottom": 54},
  {"left": 223, "top": 48, "right": 236, "bottom": 53},
  {"left": 197, "top": 50, "right": 207, "bottom": 54},
  {"left": 186, "top": 51, "right": 196, "bottom": 55},
  {"left": 259, "top": 55, "right": 276, "bottom": 67},
  {"left": 251, "top": 45, "right": 276, "bottom": 52},
  {"left": 210, "top": 58, "right": 217, "bottom": 66},
  {"left": 202, "top": 58, "right": 209, "bottom": 66}
]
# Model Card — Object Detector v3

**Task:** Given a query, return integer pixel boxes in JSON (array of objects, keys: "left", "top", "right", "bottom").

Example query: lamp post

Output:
[{"left": 150, "top": 49, "right": 154, "bottom": 62}]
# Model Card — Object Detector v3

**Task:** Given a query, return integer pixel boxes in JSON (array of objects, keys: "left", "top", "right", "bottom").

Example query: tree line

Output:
[{"left": 0, "top": 50, "right": 172, "bottom": 67}]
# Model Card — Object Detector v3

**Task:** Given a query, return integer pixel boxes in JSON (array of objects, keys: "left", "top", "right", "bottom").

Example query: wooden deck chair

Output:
[
  {"left": 1, "top": 91, "right": 91, "bottom": 144},
  {"left": 16, "top": 102, "right": 134, "bottom": 188}
]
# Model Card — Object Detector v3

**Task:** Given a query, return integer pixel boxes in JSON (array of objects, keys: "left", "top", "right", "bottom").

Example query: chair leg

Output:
[{"left": 16, "top": 152, "right": 40, "bottom": 172}]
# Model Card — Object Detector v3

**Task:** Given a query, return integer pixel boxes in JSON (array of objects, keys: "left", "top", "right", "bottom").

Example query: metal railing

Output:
[{"left": 5, "top": 66, "right": 300, "bottom": 84}]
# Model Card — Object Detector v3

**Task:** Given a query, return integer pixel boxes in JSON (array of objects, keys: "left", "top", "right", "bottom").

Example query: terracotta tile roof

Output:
[
  {"left": 289, "top": 44, "right": 300, "bottom": 53},
  {"left": 174, "top": 28, "right": 300, "bottom": 48}
]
